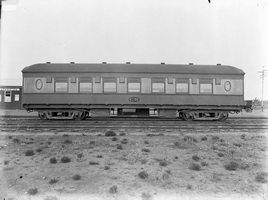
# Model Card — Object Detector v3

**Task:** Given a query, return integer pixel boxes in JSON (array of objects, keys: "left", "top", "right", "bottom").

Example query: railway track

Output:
[{"left": 0, "top": 118, "right": 267, "bottom": 132}]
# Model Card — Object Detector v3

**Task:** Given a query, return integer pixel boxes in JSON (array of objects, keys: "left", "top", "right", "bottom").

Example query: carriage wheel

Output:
[
  {"left": 80, "top": 112, "right": 87, "bottom": 120},
  {"left": 219, "top": 112, "right": 228, "bottom": 121},
  {"left": 181, "top": 112, "right": 193, "bottom": 121},
  {"left": 38, "top": 112, "right": 47, "bottom": 120}
]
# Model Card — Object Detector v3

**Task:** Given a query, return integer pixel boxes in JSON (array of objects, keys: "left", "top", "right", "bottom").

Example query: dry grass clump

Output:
[
  {"left": 109, "top": 185, "right": 118, "bottom": 194},
  {"left": 72, "top": 174, "right": 81, "bottom": 180},
  {"left": 255, "top": 172, "right": 268, "bottom": 183},
  {"left": 36, "top": 147, "right": 43, "bottom": 153},
  {"left": 4, "top": 160, "right": 9, "bottom": 165},
  {"left": 201, "top": 136, "right": 208, "bottom": 141},
  {"left": 119, "top": 132, "right": 126, "bottom": 136},
  {"left": 224, "top": 161, "right": 239, "bottom": 171},
  {"left": 141, "top": 148, "right": 150, "bottom": 153},
  {"left": 49, "top": 178, "right": 59, "bottom": 184},
  {"left": 61, "top": 156, "right": 71, "bottom": 163},
  {"left": 192, "top": 155, "right": 200, "bottom": 161},
  {"left": 77, "top": 153, "right": 83, "bottom": 158},
  {"left": 184, "top": 136, "right": 197, "bottom": 142},
  {"left": 142, "top": 192, "right": 153, "bottom": 200},
  {"left": 25, "top": 150, "right": 35, "bottom": 156},
  {"left": 89, "top": 161, "right": 99, "bottom": 165},
  {"left": 50, "top": 157, "right": 57, "bottom": 164},
  {"left": 138, "top": 171, "right": 149, "bottom": 179},
  {"left": 13, "top": 138, "right": 20, "bottom": 143},
  {"left": 63, "top": 139, "right": 72, "bottom": 144},
  {"left": 105, "top": 130, "right": 117, "bottom": 137},
  {"left": 112, "top": 137, "right": 118, "bottom": 141},
  {"left": 117, "top": 144, "right": 123, "bottom": 150},
  {"left": 27, "top": 187, "right": 38, "bottom": 195},
  {"left": 189, "top": 163, "right": 201, "bottom": 171},
  {"left": 217, "top": 152, "right": 225, "bottom": 157},
  {"left": 141, "top": 159, "right": 147, "bottom": 164},
  {"left": 104, "top": 166, "right": 110, "bottom": 170},
  {"left": 159, "top": 160, "right": 168, "bottom": 167},
  {"left": 121, "top": 138, "right": 128, "bottom": 144},
  {"left": 187, "top": 184, "right": 193, "bottom": 190},
  {"left": 201, "top": 161, "right": 209, "bottom": 166},
  {"left": 211, "top": 136, "right": 220, "bottom": 141}
]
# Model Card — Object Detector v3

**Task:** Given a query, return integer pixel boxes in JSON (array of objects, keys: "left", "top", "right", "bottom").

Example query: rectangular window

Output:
[
  {"left": 152, "top": 82, "right": 165, "bottom": 93},
  {"left": 4, "top": 91, "right": 11, "bottom": 102},
  {"left": 119, "top": 77, "right": 125, "bottom": 83},
  {"left": 104, "top": 82, "right": 116, "bottom": 93},
  {"left": 128, "top": 82, "right": 141, "bottom": 93},
  {"left": 79, "top": 82, "right": 92, "bottom": 93},
  {"left": 55, "top": 82, "right": 68, "bottom": 93},
  {"left": 176, "top": 83, "right": 189, "bottom": 93},
  {"left": 0, "top": 94, "right": 2, "bottom": 102},
  {"left": 46, "top": 77, "right": 52, "bottom": 83},
  {"left": 168, "top": 78, "right": 173, "bottom": 84},
  {"left": 215, "top": 78, "right": 221, "bottom": 85},
  {"left": 15, "top": 94, "right": 20, "bottom": 101},
  {"left": 70, "top": 77, "right": 76, "bottom": 83},
  {"left": 200, "top": 79, "right": 213, "bottom": 94},
  {"left": 200, "top": 83, "right": 212, "bottom": 94},
  {"left": 95, "top": 77, "right": 101, "bottom": 83}
]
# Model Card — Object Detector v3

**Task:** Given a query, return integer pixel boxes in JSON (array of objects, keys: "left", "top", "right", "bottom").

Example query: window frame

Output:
[
  {"left": 79, "top": 78, "right": 93, "bottom": 93},
  {"left": 151, "top": 78, "right": 165, "bottom": 93},
  {"left": 103, "top": 78, "right": 117, "bottom": 93},
  {"left": 14, "top": 94, "right": 20, "bottom": 101},
  {"left": 127, "top": 78, "right": 141, "bottom": 93},
  {"left": 55, "top": 78, "right": 68, "bottom": 93},
  {"left": 4, "top": 91, "right": 11, "bottom": 102},
  {"left": 176, "top": 79, "right": 189, "bottom": 94},
  {"left": 199, "top": 79, "right": 213, "bottom": 94}
]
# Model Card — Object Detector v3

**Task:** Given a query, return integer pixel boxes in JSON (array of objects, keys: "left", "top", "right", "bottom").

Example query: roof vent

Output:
[
  {"left": 126, "top": 62, "right": 131, "bottom": 64},
  {"left": 102, "top": 62, "right": 107, "bottom": 64},
  {"left": 161, "top": 62, "right": 165, "bottom": 64},
  {"left": 189, "top": 63, "right": 194, "bottom": 65},
  {"left": 46, "top": 62, "right": 51, "bottom": 64},
  {"left": 217, "top": 63, "right": 221, "bottom": 66},
  {"left": 70, "top": 62, "right": 75, "bottom": 64}
]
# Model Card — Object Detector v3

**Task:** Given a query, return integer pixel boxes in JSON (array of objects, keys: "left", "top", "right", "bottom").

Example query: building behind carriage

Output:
[{"left": 0, "top": 86, "right": 22, "bottom": 109}]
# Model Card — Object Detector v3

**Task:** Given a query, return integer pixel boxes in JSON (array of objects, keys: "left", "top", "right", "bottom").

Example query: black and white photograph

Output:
[{"left": 0, "top": 0, "right": 267, "bottom": 199}]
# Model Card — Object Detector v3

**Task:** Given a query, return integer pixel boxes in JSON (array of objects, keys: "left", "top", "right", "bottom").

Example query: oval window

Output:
[
  {"left": 36, "top": 79, "right": 43, "bottom": 90},
  {"left": 224, "top": 81, "right": 231, "bottom": 92}
]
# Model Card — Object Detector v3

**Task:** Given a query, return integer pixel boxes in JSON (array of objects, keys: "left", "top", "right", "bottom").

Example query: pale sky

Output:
[{"left": 0, "top": 0, "right": 267, "bottom": 100}]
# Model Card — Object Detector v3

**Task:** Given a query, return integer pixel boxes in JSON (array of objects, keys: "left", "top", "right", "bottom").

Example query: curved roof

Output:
[{"left": 22, "top": 63, "right": 245, "bottom": 75}]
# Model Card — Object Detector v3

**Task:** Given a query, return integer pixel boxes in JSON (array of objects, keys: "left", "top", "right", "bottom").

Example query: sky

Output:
[{"left": 0, "top": 0, "right": 267, "bottom": 100}]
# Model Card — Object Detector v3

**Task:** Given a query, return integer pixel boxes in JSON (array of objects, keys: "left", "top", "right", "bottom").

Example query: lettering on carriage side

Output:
[
  {"left": 35, "top": 79, "right": 43, "bottom": 90},
  {"left": 129, "top": 97, "right": 140, "bottom": 102},
  {"left": 224, "top": 81, "right": 231, "bottom": 92}
]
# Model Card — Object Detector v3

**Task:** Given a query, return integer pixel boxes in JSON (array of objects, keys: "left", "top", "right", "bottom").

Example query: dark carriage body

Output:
[{"left": 22, "top": 63, "right": 247, "bottom": 120}]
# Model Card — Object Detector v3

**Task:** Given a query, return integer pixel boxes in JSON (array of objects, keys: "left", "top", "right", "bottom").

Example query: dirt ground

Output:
[{"left": 0, "top": 128, "right": 267, "bottom": 200}]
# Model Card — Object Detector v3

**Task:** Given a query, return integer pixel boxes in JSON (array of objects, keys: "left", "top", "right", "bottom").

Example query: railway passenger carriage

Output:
[{"left": 22, "top": 63, "right": 248, "bottom": 120}]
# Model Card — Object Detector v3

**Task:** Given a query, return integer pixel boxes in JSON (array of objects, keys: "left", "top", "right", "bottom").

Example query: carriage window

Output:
[
  {"left": 200, "top": 83, "right": 212, "bottom": 94},
  {"left": 79, "top": 82, "right": 92, "bottom": 93},
  {"left": 15, "top": 94, "right": 20, "bottom": 101},
  {"left": 55, "top": 82, "right": 68, "bottom": 93},
  {"left": 4, "top": 91, "right": 11, "bottom": 102},
  {"left": 0, "top": 94, "right": 2, "bottom": 102},
  {"left": 152, "top": 83, "right": 165, "bottom": 93},
  {"left": 176, "top": 83, "right": 189, "bottom": 93},
  {"left": 128, "top": 82, "right": 140, "bottom": 93},
  {"left": 104, "top": 82, "right": 116, "bottom": 93}
]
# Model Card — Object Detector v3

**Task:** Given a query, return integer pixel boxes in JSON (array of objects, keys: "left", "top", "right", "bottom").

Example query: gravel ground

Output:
[{"left": 0, "top": 128, "right": 267, "bottom": 200}]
